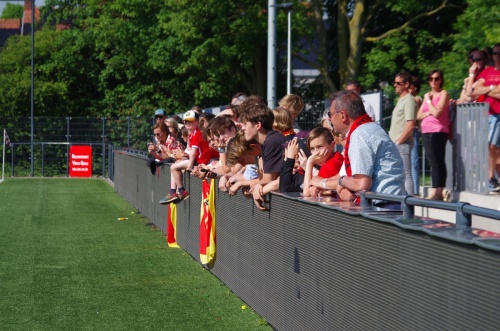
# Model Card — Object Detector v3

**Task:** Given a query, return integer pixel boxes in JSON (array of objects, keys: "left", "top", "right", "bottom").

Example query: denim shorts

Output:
[{"left": 488, "top": 114, "right": 500, "bottom": 147}]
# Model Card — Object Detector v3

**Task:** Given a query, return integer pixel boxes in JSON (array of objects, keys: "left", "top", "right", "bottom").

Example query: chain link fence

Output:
[
  {"left": 0, "top": 93, "right": 413, "bottom": 179},
  {"left": 0, "top": 116, "right": 155, "bottom": 178}
]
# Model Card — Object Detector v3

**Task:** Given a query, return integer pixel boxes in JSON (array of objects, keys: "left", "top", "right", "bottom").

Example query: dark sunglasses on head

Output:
[{"left": 428, "top": 77, "right": 441, "bottom": 82}]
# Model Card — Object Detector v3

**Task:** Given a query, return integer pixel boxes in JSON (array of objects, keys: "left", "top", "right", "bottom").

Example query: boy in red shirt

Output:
[
  {"left": 302, "top": 127, "right": 344, "bottom": 197},
  {"left": 160, "top": 110, "right": 217, "bottom": 204}
]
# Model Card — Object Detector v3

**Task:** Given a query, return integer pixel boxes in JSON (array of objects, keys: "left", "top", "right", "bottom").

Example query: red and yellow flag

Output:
[
  {"left": 200, "top": 178, "right": 216, "bottom": 265},
  {"left": 167, "top": 202, "right": 179, "bottom": 248}
]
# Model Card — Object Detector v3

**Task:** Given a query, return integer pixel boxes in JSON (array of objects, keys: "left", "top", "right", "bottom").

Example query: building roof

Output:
[
  {"left": 0, "top": 1, "right": 41, "bottom": 47},
  {"left": 23, "top": 8, "right": 40, "bottom": 24},
  {"left": 0, "top": 18, "right": 21, "bottom": 29}
]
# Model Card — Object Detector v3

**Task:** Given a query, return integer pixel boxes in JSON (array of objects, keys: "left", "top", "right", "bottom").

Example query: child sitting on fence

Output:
[{"left": 159, "top": 110, "right": 218, "bottom": 204}]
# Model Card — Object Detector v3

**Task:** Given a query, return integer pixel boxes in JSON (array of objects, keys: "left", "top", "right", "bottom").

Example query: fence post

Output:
[
  {"left": 66, "top": 117, "right": 70, "bottom": 177},
  {"left": 41, "top": 143, "right": 45, "bottom": 177},
  {"left": 456, "top": 201, "right": 472, "bottom": 227},
  {"left": 10, "top": 143, "right": 14, "bottom": 177},
  {"left": 128, "top": 117, "right": 131, "bottom": 148},
  {"left": 360, "top": 191, "right": 371, "bottom": 208},
  {"left": 102, "top": 117, "right": 106, "bottom": 177}
]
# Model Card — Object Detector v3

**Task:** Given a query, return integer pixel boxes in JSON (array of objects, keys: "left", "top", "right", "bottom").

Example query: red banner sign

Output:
[{"left": 69, "top": 145, "right": 92, "bottom": 177}]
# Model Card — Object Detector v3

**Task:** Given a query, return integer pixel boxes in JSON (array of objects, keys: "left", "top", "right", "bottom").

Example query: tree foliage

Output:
[
  {"left": 0, "top": 3, "right": 24, "bottom": 19},
  {"left": 0, "top": 0, "right": 497, "bottom": 118},
  {"left": 304, "top": 0, "right": 466, "bottom": 96}
]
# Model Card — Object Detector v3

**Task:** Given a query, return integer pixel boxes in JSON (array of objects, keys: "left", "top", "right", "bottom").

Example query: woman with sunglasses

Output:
[
  {"left": 147, "top": 122, "right": 170, "bottom": 161},
  {"left": 416, "top": 69, "right": 450, "bottom": 201}
]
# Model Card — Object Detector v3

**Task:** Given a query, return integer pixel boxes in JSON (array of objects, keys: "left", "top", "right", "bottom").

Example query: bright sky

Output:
[{"left": 0, "top": 1, "right": 46, "bottom": 14}]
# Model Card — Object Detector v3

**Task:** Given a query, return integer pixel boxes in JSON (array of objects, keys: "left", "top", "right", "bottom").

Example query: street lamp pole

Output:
[
  {"left": 286, "top": 7, "right": 291, "bottom": 94},
  {"left": 267, "top": 0, "right": 277, "bottom": 108},
  {"left": 270, "top": 2, "right": 293, "bottom": 98},
  {"left": 30, "top": 0, "right": 35, "bottom": 177}
]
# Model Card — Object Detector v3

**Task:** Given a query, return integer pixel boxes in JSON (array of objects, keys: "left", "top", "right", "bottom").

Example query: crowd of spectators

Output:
[{"left": 146, "top": 44, "right": 500, "bottom": 210}]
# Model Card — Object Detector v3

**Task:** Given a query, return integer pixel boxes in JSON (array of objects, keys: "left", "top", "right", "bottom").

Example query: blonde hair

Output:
[
  {"left": 272, "top": 107, "right": 293, "bottom": 133},
  {"left": 278, "top": 94, "right": 304, "bottom": 119},
  {"left": 226, "top": 131, "right": 256, "bottom": 166},
  {"left": 165, "top": 118, "right": 180, "bottom": 134}
]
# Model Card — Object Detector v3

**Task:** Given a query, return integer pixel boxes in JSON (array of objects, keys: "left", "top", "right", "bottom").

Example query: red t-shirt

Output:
[
  {"left": 477, "top": 66, "right": 500, "bottom": 114},
  {"left": 188, "top": 128, "right": 218, "bottom": 165},
  {"left": 318, "top": 152, "right": 344, "bottom": 178}
]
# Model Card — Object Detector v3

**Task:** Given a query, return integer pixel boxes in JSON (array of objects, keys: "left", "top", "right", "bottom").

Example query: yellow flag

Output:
[
  {"left": 167, "top": 202, "right": 179, "bottom": 248},
  {"left": 200, "top": 179, "right": 216, "bottom": 264}
]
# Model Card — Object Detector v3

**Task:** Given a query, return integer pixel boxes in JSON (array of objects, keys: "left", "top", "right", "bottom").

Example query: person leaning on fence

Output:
[
  {"left": 217, "top": 104, "right": 242, "bottom": 127},
  {"left": 239, "top": 96, "right": 287, "bottom": 210},
  {"left": 207, "top": 116, "right": 239, "bottom": 175},
  {"left": 224, "top": 131, "right": 262, "bottom": 196},
  {"left": 471, "top": 44, "right": 500, "bottom": 192},
  {"left": 199, "top": 113, "right": 215, "bottom": 129},
  {"left": 278, "top": 94, "right": 305, "bottom": 133},
  {"left": 259, "top": 104, "right": 299, "bottom": 195},
  {"left": 309, "top": 90, "right": 406, "bottom": 209},
  {"left": 457, "top": 49, "right": 488, "bottom": 105},
  {"left": 302, "top": 127, "right": 344, "bottom": 197},
  {"left": 159, "top": 110, "right": 218, "bottom": 205},
  {"left": 163, "top": 118, "right": 185, "bottom": 161},
  {"left": 416, "top": 69, "right": 450, "bottom": 201},
  {"left": 146, "top": 122, "right": 170, "bottom": 175}
]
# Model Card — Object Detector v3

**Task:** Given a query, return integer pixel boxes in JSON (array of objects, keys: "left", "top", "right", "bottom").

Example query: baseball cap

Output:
[
  {"left": 155, "top": 108, "right": 166, "bottom": 117},
  {"left": 183, "top": 110, "right": 200, "bottom": 121}
]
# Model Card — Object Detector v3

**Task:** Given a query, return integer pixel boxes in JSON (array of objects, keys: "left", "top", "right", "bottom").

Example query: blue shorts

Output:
[{"left": 488, "top": 114, "right": 500, "bottom": 147}]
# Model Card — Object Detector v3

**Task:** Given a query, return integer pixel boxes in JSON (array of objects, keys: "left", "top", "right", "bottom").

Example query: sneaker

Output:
[
  {"left": 159, "top": 193, "right": 180, "bottom": 205},
  {"left": 489, "top": 177, "right": 500, "bottom": 192},
  {"left": 177, "top": 190, "right": 190, "bottom": 202}
]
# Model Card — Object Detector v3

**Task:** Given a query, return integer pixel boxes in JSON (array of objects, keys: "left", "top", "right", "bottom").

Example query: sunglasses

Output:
[
  {"left": 393, "top": 82, "right": 404, "bottom": 86},
  {"left": 493, "top": 52, "right": 500, "bottom": 56},
  {"left": 471, "top": 57, "right": 483, "bottom": 62},
  {"left": 428, "top": 77, "right": 441, "bottom": 82}
]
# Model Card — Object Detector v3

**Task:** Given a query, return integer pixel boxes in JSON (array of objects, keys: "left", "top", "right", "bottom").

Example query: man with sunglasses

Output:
[
  {"left": 472, "top": 44, "right": 500, "bottom": 192},
  {"left": 458, "top": 50, "right": 487, "bottom": 104},
  {"left": 389, "top": 71, "right": 417, "bottom": 198}
]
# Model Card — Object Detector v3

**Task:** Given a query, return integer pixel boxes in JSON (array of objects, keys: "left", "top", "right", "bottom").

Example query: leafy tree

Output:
[
  {"left": 0, "top": 3, "right": 23, "bottom": 19},
  {"left": 436, "top": 0, "right": 500, "bottom": 97},
  {"left": 304, "top": 0, "right": 465, "bottom": 96}
]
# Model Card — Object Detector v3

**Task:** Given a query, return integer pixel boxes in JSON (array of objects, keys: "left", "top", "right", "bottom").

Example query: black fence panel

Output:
[{"left": 114, "top": 151, "right": 500, "bottom": 331}]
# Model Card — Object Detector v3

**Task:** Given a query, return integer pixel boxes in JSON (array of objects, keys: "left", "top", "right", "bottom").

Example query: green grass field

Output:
[{"left": 0, "top": 178, "right": 271, "bottom": 330}]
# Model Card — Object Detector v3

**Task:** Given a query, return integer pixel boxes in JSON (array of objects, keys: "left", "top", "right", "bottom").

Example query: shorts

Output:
[
  {"left": 243, "top": 164, "right": 258, "bottom": 180},
  {"left": 488, "top": 114, "right": 500, "bottom": 147}
]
